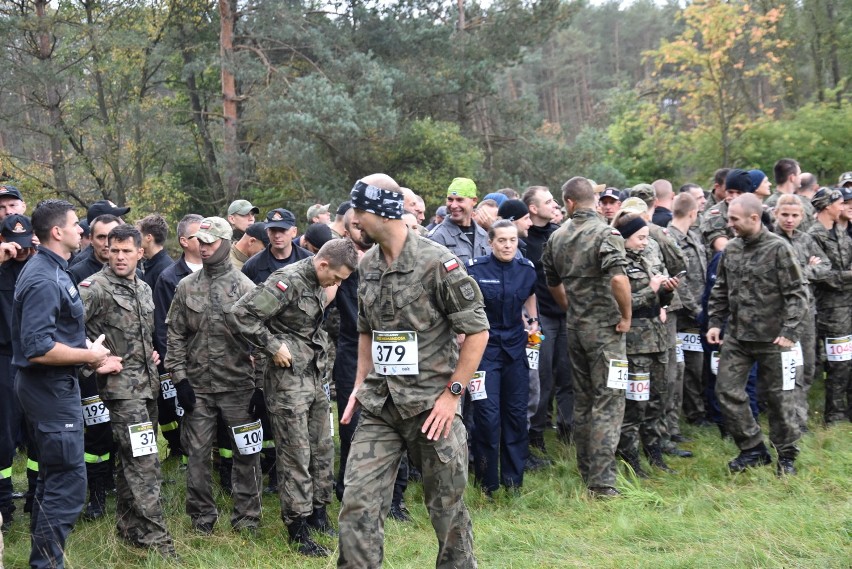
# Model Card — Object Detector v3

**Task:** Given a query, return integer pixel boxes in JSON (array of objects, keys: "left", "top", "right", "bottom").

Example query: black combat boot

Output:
[
  {"left": 617, "top": 450, "right": 649, "bottom": 479},
  {"left": 306, "top": 505, "right": 337, "bottom": 536},
  {"left": 287, "top": 516, "right": 331, "bottom": 557},
  {"left": 728, "top": 442, "right": 772, "bottom": 473},
  {"left": 83, "top": 476, "right": 107, "bottom": 520},
  {"left": 644, "top": 444, "right": 675, "bottom": 473}
]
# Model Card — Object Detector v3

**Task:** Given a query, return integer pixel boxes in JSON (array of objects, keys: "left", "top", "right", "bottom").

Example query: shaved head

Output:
[
  {"left": 731, "top": 193, "right": 762, "bottom": 218},
  {"left": 362, "top": 173, "right": 400, "bottom": 192}
]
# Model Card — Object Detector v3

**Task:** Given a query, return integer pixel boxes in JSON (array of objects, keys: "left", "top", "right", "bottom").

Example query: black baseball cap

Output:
[
  {"left": 0, "top": 185, "right": 23, "bottom": 201},
  {"left": 87, "top": 200, "right": 130, "bottom": 223},
  {"left": 336, "top": 201, "right": 352, "bottom": 216},
  {"left": 244, "top": 221, "right": 269, "bottom": 245},
  {"left": 600, "top": 188, "right": 621, "bottom": 201},
  {"left": 1, "top": 214, "right": 34, "bottom": 248},
  {"left": 303, "top": 223, "right": 333, "bottom": 249},
  {"left": 265, "top": 208, "right": 296, "bottom": 229}
]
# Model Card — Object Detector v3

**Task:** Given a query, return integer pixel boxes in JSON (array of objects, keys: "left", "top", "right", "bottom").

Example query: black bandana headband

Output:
[
  {"left": 617, "top": 216, "right": 647, "bottom": 240},
  {"left": 349, "top": 180, "right": 404, "bottom": 220}
]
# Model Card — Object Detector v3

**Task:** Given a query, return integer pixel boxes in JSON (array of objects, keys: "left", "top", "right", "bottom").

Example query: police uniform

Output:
[
  {"left": 541, "top": 209, "right": 629, "bottom": 492},
  {"left": 13, "top": 246, "right": 87, "bottom": 569},
  {"left": 338, "top": 229, "right": 489, "bottom": 569},
  {"left": 165, "top": 239, "right": 261, "bottom": 533},
  {"left": 229, "top": 257, "right": 336, "bottom": 538},
  {"left": 466, "top": 254, "right": 536, "bottom": 493},
  {"left": 79, "top": 267, "right": 175, "bottom": 555}
]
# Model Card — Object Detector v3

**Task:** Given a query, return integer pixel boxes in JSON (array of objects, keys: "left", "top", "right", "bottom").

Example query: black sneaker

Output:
[
  {"left": 728, "top": 446, "right": 772, "bottom": 473},
  {"left": 776, "top": 457, "right": 797, "bottom": 476}
]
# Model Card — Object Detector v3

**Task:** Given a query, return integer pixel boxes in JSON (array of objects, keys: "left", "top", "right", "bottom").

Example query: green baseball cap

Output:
[
  {"left": 227, "top": 199, "right": 259, "bottom": 216},
  {"left": 192, "top": 216, "right": 233, "bottom": 243},
  {"left": 447, "top": 177, "right": 478, "bottom": 199}
]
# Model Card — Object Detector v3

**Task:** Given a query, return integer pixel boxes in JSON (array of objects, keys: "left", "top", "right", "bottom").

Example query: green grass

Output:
[{"left": 3, "top": 394, "right": 851, "bottom": 568}]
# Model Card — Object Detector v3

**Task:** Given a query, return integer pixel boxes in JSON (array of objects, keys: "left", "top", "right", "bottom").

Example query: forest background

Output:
[{"left": 1, "top": 0, "right": 850, "bottom": 232}]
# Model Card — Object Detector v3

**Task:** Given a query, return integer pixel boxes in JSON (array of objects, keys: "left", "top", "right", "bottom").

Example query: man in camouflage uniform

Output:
[
  {"left": 764, "top": 159, "right": 815, "bottom": 233},
  {"left": 806, "top": 188, "right": 852, "bottom": 424},
  {"left": 542, "top": 176, "right": 632, "bottom": 497},
  {"left": 78, "top": 225, "right": 176, "bottom": 558},
  {"left": 337, "top": 174, "right": 489, "bottom": 569},
  {"left": 774, "top": 194, "right": 830, "bottom": 430},
  {"left": 707, "top": 194, "right": 808, "bottom": 475},
  {"left": 668, "top": 193, "right": 711, "bottom": 426},
  {"left": 701, "top": 169, "right": 756, "bottom": 257},
  {"left": 165, "top": 217, "right": 262, "bottom": 534},
  {"left": 229, "top": 239, "right": 358, "bottom": 557}
]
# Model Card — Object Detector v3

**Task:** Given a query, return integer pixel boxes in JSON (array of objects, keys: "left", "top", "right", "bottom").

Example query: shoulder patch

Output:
[
  {"left": 709, "top": 209, "right": 720, "bottom": 215},
  {"left": 611, "top": 229, "right": 622, "bottom": 236},
  {"left": 459, "top": 281, "right": 475, "bottom": 301},
  {"left": 276, "top": 281, "right": 288, "bottom": 293},
  {"left": 443, "top": 259, "right": 459, "bottom": 272},
  {"left": 67, "top": 285, "right": 78, "bottom": 298},
  {"left": 79, "top": 280, "right": 91, "bottom": 288}
]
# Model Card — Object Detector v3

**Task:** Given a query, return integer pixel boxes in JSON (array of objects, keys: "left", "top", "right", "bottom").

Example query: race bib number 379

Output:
[{"left": 372, "top": 331, "right": 419, "bottom": 375}]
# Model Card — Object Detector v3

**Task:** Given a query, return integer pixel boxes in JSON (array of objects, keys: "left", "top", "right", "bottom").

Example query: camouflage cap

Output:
[
  {"left": 192, "top": 216, "right": 232, "bottom": 243},
  {"left": 447, "top": 177, "right": 477, "bottom": 199},
  {"left": 811, "top": 187, "right": 842, "bottom": 211},
  {"left": 306, "top": 203, "right": 330, "bottom": 221},
  {"left": 619, "top": 197, "right": 649, "bottom": 214},
  {"left": 839, "top": 172, "right": 852, "bottom": 187},
  {"left": 629, "top": 183, "right": 657, "bottom": 204}
]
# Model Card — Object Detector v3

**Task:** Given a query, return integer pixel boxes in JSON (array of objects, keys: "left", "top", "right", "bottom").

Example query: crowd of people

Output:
[{"left": 0, "top": 161, "right": 849, "bottom": 568}]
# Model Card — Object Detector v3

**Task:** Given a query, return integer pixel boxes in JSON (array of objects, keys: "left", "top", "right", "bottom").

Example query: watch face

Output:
[{"left": 450, "top": 382, "right": 463, "bottom": 395}]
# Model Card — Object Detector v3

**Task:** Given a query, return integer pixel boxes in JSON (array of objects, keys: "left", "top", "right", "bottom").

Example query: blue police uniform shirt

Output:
[
  {"left": 0, "top": 258, "right": 27, "bottom": 356},
  {"left": 467, "top": 254, "right": 537, "bottom": 359},
  {"left": 12, "top": 246, "right": 87, "bottom": 372}
]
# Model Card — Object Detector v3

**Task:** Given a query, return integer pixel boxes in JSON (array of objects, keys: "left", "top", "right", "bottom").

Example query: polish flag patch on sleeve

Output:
[
  {"left": 79, "top": 280, "right": 91, "bottom": 288},
  {"left": 443, "top": 259, "right": 459, "bottom": 272},
  {"left": 276, "top": 281, "right": 288, "bottom": 292}
]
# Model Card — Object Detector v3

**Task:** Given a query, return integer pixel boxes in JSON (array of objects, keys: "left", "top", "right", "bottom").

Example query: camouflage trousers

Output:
[
  {"left": 716, "top": 336, "right": 801, "bottom": 458},
  {"left": 566, "top": 326, "right": 626, "bottom": 490},
  {"left": 663, "top": 314, "right": 684, "bottom": 438},
  {"left": 679, "top": 319, "right": 706, "bottom": 423},
  {"left": 181, "top": 390, "right": 262, "bottom": 529},
  {"left": 619, "top": 351, "right": 668, "bottom": 454},
  {"left": 338, "top": 399, "right": 476, "bottom": 569},
  {"left": 104, "top": 398, "right": 173, "bottom": 552},
  {"left": 266, "top": 376, "right": 333, "bottom": 524},
  {"left": 816, "top": 307, "right": 852, "bottom": 423},
  {"left": 795, "top": 311, "right": 817, "bottom": 429}
]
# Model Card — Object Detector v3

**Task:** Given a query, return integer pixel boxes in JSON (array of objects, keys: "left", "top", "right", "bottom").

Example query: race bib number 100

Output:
[
  {"left": 232, "top": 421, "right": 263, "bottom": 455},
  {"left": 129, "top": 422, "right": 157, "bottom": 457},
  {"left": 372, "top": 331, "right": 419, "bottom": 375},
  {"left": 607, "top": 360, "right": 628, "bottom": 390}
]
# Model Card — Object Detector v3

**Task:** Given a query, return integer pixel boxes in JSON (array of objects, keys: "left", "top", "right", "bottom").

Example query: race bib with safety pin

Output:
[
  {"left": 675, "top": 338, "right": 684, "bottom": 363},
  {"left": 160, "top": 373, "right": 176, "bottom": 400},
  {"left": 81, "top": 395, "right": 110, "bottom": 426},
  {"left": 781, "top": 349, "right": 797, "bottom": 391},
  {"left": 129, "top": 422, "right": 157, "bottom": 457},
  {"left": 824, "top": 336, "right": 852, "bottom": 362},
  {"left": 468, "top": 371, "right": 487, "bottom": 401},
  {"left": 710, "top": 351, "right": 720, "bottom": 375},
  {"left": 677, "top": 331, "right": 704, "bottom": 352},
  {"left": 607, "top": 359, "right": 628, "bottom": 390},
  {"left": 372, "top": 331, "right": 419, "bottom": 375},
  {"left": 232, "top": 421, "right": 263, "bottom": 455},
  {"left": 526, "top": 344, "right": 540, "bottom": 370},
  {"left": 625, "top": 372, "right": 650, "bottom": 401}
]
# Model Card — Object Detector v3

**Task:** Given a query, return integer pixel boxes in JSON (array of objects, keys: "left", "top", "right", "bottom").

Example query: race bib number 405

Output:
[
  {"left": 677, "top": 331, "right": 704, "bottom": 352},
  {"left": 82, "top": 395, "right": 110, "bottom": 426},
  {"left": 129, "top": 422, "right": 157, "bottom": 457},
  {"left": 232, "top": 421, "right": 263, "bottom": 455},
  {"left": 607, "top": 359, "right": 628, "bottom": 390},
  {"left": 372, "top": 331, "right": 418, "bottom": 375}
]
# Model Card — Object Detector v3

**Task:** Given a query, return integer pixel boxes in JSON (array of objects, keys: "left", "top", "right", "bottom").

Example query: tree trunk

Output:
[
  {"left": 219, "top": 0, "right": 240, "bottom": 201},
  {"left": 35, "top": 0, "right": 69, "bottom": 194}
]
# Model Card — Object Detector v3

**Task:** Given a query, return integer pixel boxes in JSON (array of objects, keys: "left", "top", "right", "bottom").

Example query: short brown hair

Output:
[{"left": 316, "top": 238, "right": 358, "bottom": 271}]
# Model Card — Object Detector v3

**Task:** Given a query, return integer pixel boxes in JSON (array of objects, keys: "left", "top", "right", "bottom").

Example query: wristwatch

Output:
[
  {"left": 446, "top": 381, "right": 464, "bottom": 396},
  {"left": 526, "top": 317, "right": 539, "bottom": 325}
]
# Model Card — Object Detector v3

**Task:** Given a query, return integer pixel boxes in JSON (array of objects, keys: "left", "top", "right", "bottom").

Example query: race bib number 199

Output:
[
  {"left": 81, "top": 395, "right": 110, "bottom": 426},
  {"left": 607, "top": 360, "right": 628, "bottom": 390},
  {"left": 129, "top": 422, "right": 157, "bottom": 457},
  {"left": 372, "top": 331, "right": 419, "bottom": 375}
]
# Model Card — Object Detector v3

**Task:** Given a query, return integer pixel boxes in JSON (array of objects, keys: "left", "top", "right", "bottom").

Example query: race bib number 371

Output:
[{"left": 372, "top": 331, "right": 419, "bottom": 375}]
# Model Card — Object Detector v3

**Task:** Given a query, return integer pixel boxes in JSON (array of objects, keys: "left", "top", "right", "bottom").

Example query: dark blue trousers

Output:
[{"left": 472, "top": 351, "right": 529, "bottom": 493}]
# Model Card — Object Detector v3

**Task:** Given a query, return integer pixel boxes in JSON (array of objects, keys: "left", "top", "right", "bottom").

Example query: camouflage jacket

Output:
[
  {"left": 805, "top": 221, "right": 852, "bottom": 309},
  {"left": 356, "top": 229, "right": 489, "bottom": 420},
  {"left": 647, "top": 223, "right": 685, "bottom": 311},
  {"left": 165, "top": 256, "right": 256, "bottom": 392},
  {"left": 773, "top": 226, "right": 831, "bottom": 309},
  {"left": 700, "top": 200, "right": 731, "bottom": 256},
  {"left": 79, "top": 267, "right": 159, "bottom": 400},
  {"left": 228, "top": 257, "right": 329, "bottom": 396},
  {"left": 708, "top": 227, "right": 808, "bottom": 342},
  {"left": 765, "top": 192, "right": 815, "bottom": 233},
  {"left": 667, "top": 224, "right": 707, "bottom": 318},
  {"left": 542, "top": 208, "right": 628, "bottom": 330},
  {"left": 625, "top": 249, "right": 671, "bottom": 355}
]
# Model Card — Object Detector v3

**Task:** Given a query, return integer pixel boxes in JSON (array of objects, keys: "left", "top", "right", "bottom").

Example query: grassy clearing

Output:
[{"left": 3, "top": 392, "right": 850, "bottom": 568}]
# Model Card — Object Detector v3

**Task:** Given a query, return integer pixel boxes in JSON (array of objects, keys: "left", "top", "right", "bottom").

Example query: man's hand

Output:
[
  {"left": 340, "top": 392, "right": 361, "bottom": 425},
  {"left": 151, "top": 350, "right": 161, "bottom": 367},
  {"left": 86, "top": 334, "right": 110, "bottom": 370},
  {"left": 0, "top": 242, "right": 20, "bottom": 263},
  {"left": 273, "top": 342, "right": 292, "bottom": 368},
  {"left": 706, "top": 327, "right": 722, "bottom": 345},
  {"left": 527, "top": 320, "right": 540, "bottom": 335},
  {"left": 808, "top": 256, "right": 821, "bottom": 266},
  {"left": 421, "top": 390, "right": 459, "bottom": 441},
  {"left": 473, "top": 207, "right": 495, "bottom": 229},
  {"left": 615, "top": 317, "right": 631, "bottom": 333},
  {"left": 95, "top": 355, "right": 123, "bottom": 375},
  {"left": 662, "top": 276, "right": 680, "bottom": 291},
  {"left": 773, "top": 336, "right": 794, "bottom": 348}
]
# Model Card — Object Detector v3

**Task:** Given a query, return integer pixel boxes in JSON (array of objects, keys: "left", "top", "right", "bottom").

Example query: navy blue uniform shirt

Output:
[
  {"left": 13, "top": 246, "right": 87, "bottom": 372},
  {"left": 467, "top": 254, "right": 537, "bottom": 359},
  {"left": 241, "top": 243, "right": 312, "bottom": 284},
  {"left": 0, "top": 258, "right": 27, "bottom": 356}
]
